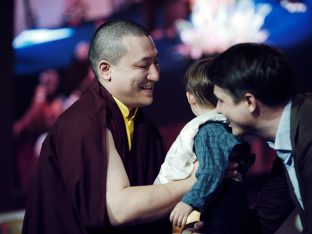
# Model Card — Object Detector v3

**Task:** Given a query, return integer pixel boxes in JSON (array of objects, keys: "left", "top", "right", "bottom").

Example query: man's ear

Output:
[
  {"left": 186, "top": 92, "right": 196, "bottom": 105},
  {"left": 244, "top": 93, "right": 257, "bottom": 113},
  {"left": 98, "top": 60, "right": 111, "bottom": 81}
]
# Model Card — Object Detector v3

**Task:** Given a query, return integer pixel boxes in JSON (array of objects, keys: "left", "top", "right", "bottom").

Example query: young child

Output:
[{"left": 154, "top": 58, "right": 254, "bottom": 233}]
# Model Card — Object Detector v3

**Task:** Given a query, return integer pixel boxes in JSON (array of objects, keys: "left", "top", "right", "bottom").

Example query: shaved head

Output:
[{"left": 88, "top": 19, "right": 151, "bottom": 78}]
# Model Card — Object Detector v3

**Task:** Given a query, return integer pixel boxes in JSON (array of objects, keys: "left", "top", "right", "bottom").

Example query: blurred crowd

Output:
[{"left": 13, "top": 41, "right": 94, "bottom": 193}]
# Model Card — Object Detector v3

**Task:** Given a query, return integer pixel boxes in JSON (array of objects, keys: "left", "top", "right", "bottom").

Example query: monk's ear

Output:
[
  {"left": 98, "top": 60, "right": 111, "bottom": 81},
  {"left": 244, "top": 93, "right": 257, "bottom": 113},
  {"left": 186, "top": 92, "right": 196, "bottom": 105}
]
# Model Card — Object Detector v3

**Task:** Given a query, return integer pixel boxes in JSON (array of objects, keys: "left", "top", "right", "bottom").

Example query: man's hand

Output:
[
  {"left": 225, "top": 161, "right": 242, "bottom": 182},
  {"left": 181, "top": 221, "right": 204, "bottom": 234}
]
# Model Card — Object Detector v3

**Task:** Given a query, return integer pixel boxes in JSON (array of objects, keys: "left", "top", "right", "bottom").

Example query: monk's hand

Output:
[{"left": 190, "top": 160, "right": 199, "bottom": 183}]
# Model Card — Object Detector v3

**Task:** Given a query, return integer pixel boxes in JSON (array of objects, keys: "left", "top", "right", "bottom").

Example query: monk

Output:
[{"left": 22, "top": 19, "right": 196, "bottom": 234}]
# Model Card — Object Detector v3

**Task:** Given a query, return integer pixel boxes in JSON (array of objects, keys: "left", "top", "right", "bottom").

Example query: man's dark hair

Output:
[
  {"left": 208, "top": 43, "right": 296, "bottom": 106},
  {"left": 88, "top": 19, "right": 151, "bottom": 77},
  {"left": 184, "top": 58, "right": 218, "bottom": 106}
]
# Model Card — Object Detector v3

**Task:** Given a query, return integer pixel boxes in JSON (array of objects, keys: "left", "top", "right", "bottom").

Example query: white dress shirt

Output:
[{"left": 268, "top": 101, "right": 304, "bottom": 209}]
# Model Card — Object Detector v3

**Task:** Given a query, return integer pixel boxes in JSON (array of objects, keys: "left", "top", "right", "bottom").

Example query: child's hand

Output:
[{"left": 170, "top": 201, "right": 194, "bottom": 227}]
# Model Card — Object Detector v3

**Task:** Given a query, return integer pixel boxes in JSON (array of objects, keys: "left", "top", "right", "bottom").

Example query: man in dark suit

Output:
[{"left": 206, "top": 42, "right": 312, "bottom": 234}]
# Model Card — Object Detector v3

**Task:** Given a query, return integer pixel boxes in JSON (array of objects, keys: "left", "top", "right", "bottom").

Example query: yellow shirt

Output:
[{"left": 113, "top": 97, "right": 138, "bottom": 150}]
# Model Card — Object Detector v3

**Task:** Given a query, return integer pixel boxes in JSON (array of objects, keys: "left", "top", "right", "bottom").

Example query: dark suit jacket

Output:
[{"left": 248, "top": 94, "right": 312, "bottom": 234}]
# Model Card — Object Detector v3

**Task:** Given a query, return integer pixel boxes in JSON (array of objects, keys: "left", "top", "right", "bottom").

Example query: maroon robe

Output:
[{"left": 22, "top": 80, "right": 171, "bottom": 234}]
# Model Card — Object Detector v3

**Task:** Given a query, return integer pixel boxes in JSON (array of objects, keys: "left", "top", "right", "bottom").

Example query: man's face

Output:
[
  {"left": 109, "top": 35, "right": 160, "bottom": 110},
  {"left": 214, "top": 85, "right": 254, "bottom": 136}
]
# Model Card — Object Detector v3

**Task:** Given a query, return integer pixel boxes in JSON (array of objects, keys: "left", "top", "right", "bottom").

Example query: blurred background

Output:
[{"left": 1, "top": 0, "right": 311, "bottom": 233}]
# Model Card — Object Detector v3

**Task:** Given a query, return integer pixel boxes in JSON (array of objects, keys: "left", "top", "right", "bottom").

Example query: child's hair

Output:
[{"left": 183, "top": 58, "right": 218, "bottom": 106}]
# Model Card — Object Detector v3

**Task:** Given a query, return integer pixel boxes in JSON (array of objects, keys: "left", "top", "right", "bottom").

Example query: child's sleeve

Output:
[{"left": 181, "top": 123, "right": 239, "bottom": 212}]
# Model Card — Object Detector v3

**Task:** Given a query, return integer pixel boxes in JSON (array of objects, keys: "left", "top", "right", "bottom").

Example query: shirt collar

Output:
[
  {"left": 267, "top": 100, "right": 292, "bottom": 152},
  {"left": 113, "top": 97, "right": 138, "bottom": 120}
]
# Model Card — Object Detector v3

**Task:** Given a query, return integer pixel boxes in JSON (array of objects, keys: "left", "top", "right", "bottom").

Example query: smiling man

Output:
[
  {"left": 208, "top": 42, "right": 312, "bottom": 234},
  {"left": 22, "top": 19, "right": 196, "bottom": 234}
]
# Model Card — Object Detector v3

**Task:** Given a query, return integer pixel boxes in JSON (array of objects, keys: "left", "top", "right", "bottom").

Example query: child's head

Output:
[{"left": 184, "top": 58, "right": 217, "bottom": 115}]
